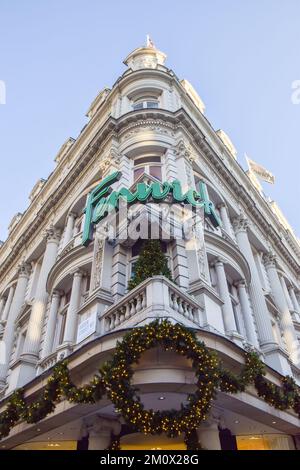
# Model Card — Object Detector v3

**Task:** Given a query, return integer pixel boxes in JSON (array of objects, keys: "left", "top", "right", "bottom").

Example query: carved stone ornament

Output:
[
  {"left": 232, "top": 214, "right": 249, "bottom": 233},
  {"left": 91, "top": 236, "right": 104, "bottom": 290},
  {"left": 263, "top": 251, "right": 277, "bottom": 268},
  {"left": 44, "top": 225, "right": 61, "bottom": 243},
  {"left": 18, "top": 262, "right": 31, "bottom": 278}
]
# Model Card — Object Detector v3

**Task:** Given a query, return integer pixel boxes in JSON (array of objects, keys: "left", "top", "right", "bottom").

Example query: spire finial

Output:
[{"left": 146, "top": 34, "right": 156, "bottom": 49}]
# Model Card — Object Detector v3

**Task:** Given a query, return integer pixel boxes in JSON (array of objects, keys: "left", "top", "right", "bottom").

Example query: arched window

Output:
[
  {"left": 133, "top": 155, "right": 162, "bottom": 181},
  {"left": 133, "top": 98, "right": 159, "bottom": 110}
]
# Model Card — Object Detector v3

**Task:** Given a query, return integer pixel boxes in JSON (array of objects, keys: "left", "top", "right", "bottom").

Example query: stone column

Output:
[
  {"left": 236, "top": 279, "right": 259, "bottom": 348},
  {"left": 0, "top": 297, "right": 5, "bottom": 319},
  {"left": 217, "top": 203, "right": 233, "bottom": 238},
  {"left": 86, "top": 417, "right": 121, "bottom": 450},
  {"left": 62, "top": 270, "right": 83, "bottom": 347},
  {"left": 0, "top": 286, "right": 15, "bottom": 323},
  {"left": 197, "top": 417, "right": 221, "bottom": 450},
  {"left": 289, "top": 287, "right": 300, "bottom": 314},
  {"left": 41, "top": 290, "right": 61, "bottom": 358},
  {"left": 21, "top": 226, "right": 60, "bottom": 362},
  {"left": 62, "top": 212, "right": 76, "bottom": 247},
  {"left": 0, "top": 286, "right": 15, "bottom": 336},
  {"left": 0, "top": 263, "right": 31, "bottom": 388},
  {"left": 264, "top": 253, "right": 300, "bottom": 366},
  {"left": 232, "top": 215, "right": 276, "bottom": 350},
  {"left": 279, "top": 276, "right": 294, "bottom": 313},
  {"left": 214, "top": 259, "right": 238, "bottom": 335}
]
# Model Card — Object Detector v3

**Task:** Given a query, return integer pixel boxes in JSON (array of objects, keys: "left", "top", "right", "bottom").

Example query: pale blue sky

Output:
[{"left": 0, "top": 0, "right": 300, "bottom": 241}]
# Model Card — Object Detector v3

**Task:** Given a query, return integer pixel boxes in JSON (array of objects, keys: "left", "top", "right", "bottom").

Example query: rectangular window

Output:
[
  {"left": 134, "top": 167, "right": 145, "bottom": 181},
  {"left": 133, "top": 102, "right": 143, "bottom": 110},
  {"left": 146, "top": 101, "right": 158, "bottom": 108},
  {"left": 59, "top": 313, "right": 67, "bottom": 345},
  {"left": 150, "top": 166, "right": 162, "bottom": 181},
  {"left": 134, "top": 156, "right": 161, "bottom": 166}
]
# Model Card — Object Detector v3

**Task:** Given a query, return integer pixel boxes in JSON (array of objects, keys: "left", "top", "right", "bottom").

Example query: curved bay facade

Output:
[{"left": 0, "top": 43, "right": 299, "bottom": 450}]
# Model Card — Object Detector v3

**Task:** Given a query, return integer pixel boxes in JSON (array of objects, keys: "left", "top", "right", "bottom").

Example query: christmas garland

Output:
[{"left": 0, "top": 320, "right": 299, "bottom": 444}]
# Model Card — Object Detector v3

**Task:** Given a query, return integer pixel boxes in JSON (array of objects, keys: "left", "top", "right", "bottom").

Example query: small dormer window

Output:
[
  {"left": 133, "top": 156, "right": 162, "bottom": 181},
  {"left": 133, "top": 99, "right": 158, "bottom": 110}
]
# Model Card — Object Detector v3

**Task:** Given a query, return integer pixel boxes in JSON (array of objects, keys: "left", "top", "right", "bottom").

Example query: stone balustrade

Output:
[{"left": 102, "top": 276, "right": 201, "bottom": 333}]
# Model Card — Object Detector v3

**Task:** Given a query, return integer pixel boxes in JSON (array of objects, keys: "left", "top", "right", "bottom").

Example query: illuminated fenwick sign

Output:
[{"left": 82, "top": 171, "right": 222, "bottom": 246}]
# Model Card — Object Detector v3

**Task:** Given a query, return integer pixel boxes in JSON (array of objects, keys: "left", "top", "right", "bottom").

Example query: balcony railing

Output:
[
  {"left": 39, "top": 277, "right": 203, "bottom": 373},
  {"left": 102, "top": 276, "right": 202, "bottom": 333}
]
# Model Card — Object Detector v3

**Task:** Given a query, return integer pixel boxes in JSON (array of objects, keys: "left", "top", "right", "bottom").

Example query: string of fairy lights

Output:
[{"left": 0, "top": 320, "right": 299, "bottom": 447}]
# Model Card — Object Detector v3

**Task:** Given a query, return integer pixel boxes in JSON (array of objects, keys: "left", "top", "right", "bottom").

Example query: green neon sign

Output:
[{"left": 82, "top": 171, "right": 221, "bottom": 246}]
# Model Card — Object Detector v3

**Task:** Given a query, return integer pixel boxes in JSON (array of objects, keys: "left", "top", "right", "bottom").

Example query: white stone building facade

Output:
[{"left": 0, "top": 42, "right": 300, "bottom": 450}]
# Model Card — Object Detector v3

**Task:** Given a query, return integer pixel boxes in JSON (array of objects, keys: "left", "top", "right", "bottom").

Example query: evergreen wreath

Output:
[{"left": 101, "top": 320, "right": 219, "bottom": 437}]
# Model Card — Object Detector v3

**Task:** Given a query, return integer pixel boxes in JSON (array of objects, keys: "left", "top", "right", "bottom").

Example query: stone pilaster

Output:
[
  {"left": 236, "top": 279, "right": 259, "bottom": 348},
  {"left": 232, "top": 215, "right": 276, "bottom": 350},
  {"left": 0, "top": 263, "right": 31, "bottom": 389},
  {"left": 264, "top": 252, "right": 300, "bottom": 366},
  {"left": 217, "top": 203, "right": 233, "bottom": 238},
  {"left": 0, "top": 286, "right": 15, "bottom": 336},
  {"left": 41, "top": 290, "right": 61, "bottom": 358},
  {"left": 214, "top": 259, "right": 239, "bottom": 338},
  {"left": 111, "top": 242, "right": 127, "bottom": 300},
  {"left": 289, "top": 286, "right": 300, "bottom": 314},
  {"left": 171, "top": 239, "right": 189, "bottom": 289},
  {"left": 62, "top": 212, "right": 76, "bottom": 248},
  {"left": 280, "top": 276, "right": 294, "bottom": 312},
  {"left": 62, "top": 270, "right": 83, "bottom": 349},
  {"left": 0, "top": 297, "right": 5, "bottom": 320}
]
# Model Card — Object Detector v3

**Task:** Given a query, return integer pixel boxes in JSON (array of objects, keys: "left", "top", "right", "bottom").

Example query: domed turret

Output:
[{"left": 123, "top": 36, "right": 167, "bottom": 71}]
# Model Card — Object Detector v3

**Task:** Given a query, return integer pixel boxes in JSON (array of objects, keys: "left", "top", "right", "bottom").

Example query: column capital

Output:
[
  {"left": 212, "top": 257, "right": 226, "bottom": 268},
  {"left": 52, "top": 289, "right": 63, "bottom": 299},
  {"left": 68, "top": 211, "right": 77, "bottom": 219},
  {"left": 235, "top": 278, "right": 246, "bottom": 288},
  {"left": 71, "top": 268, "right": 85, "bottom": 279},
  {"left": 174, "top": 138, "right": 192, "bottom": 160},
  {"left": 287, "top": 284, "right": 299, "bottom": 295},
  {"left": 44, "top": 225, "right": 61, "bottom": 243},
  {"left": 232, "top": 214, "right": 249, "bottom": 233},
  {"left": 18, "top": 262, "right": 31, "bottom": 278},
  {"left": 263, "top": 252, "right": 277, "bottom": 268},
  {"left": 217, "top": 202, "right": 226, "bottom": 210}
]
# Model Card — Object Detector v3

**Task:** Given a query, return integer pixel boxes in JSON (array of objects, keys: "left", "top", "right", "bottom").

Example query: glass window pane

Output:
[
  {"left": 146, "top": 101, "right": 158, "bottom": 108},
  {"left": 134, "top": 156, "right": 161, "bottom": 166},
  {"left": 134, "top": 167, "right": 145, "bottom": 181},
  {"left": 150, "top": 166, "right": 162, "bottom": 180},
  {"left": 133, "top": 102, "right": 143, "bottom": 110}
]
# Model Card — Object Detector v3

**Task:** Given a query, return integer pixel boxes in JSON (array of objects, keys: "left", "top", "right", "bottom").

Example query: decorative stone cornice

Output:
[{"left": 0, "top": 106, "right": 300, "bottom": 290}]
